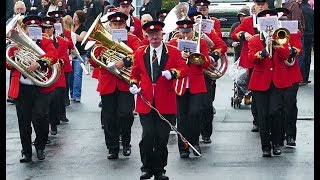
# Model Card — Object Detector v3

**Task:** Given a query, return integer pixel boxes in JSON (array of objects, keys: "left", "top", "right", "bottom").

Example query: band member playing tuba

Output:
[
  {"left": 188, "top": 11, "right": 228, "bottom": 144},
  {"left": 248, "top": 10, "right": 292, "bottom": 157},
  {"left": 129, "top": 20, "right": 189, "bottom": 180},
  {"left": 168, "top": 19, "right": 210, "bottom": 158},
  {"left": 275, "top": 7, "right": 303, "bottom": 147},
  {"left": 88, "top": 12, "right": 140, "bottom": 159},
  {"left": 231, "top": 0, "right": 269, "bottom": 132},
  {"left": 6, "top": 15, "right": 58, "bottom": 162}
]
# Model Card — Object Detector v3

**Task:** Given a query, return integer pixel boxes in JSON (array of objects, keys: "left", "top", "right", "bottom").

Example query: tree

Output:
[{"left": 162, "top": 0, "right": 179, "bottom": 10}]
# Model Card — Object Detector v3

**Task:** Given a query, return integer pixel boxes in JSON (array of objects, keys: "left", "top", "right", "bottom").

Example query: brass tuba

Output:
[
  {"left": 6, "top": 15, "right": 61, "bottom": 87},
  {"left": 81, "top": 13, "right": 133, "bottom": 83},
  {"left": 203, "top": 53, "right": 229, "bottom": 80}
]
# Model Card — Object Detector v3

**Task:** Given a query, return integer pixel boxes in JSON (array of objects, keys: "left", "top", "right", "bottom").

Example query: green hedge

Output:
[{"left": 162, "top": 0, "right": 179, "bottom": 10}]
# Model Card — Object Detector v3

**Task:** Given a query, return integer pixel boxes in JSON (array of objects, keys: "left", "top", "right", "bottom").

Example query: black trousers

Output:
[
  {"left": 249, "top": 68, "right": 258, "bottom": 126},
  {"left": 283, "top": 82, "right": 299, "bottom": 140},
  {"left": 101, "top": 89, "right": 134, "bottom": 152},
  {"left": 139, "top": 110, "right": 174, "bottom": 174},
  {"left": 200, "top": 78, "right": 215, "bottom": 138},
  {"left": 49, "top": 89, "right": 58, "bottom": 130},
  {"left": 65, "top": 72, "right": 70, "bottom": 102},
  {"left": 56, "top": 87, "right": 67, "bottom": 120},
  {"left": 253, "top": 83, "right": 284, "bottom": 151},
  {"left": 15, "top": 84, "right": 50, "bottom": 154},
  {"left": 300, "top": 35, "right": 313, "bottom": 82},
  {"left": 177, "top": 89, "right": 203, "bottom": 152}
]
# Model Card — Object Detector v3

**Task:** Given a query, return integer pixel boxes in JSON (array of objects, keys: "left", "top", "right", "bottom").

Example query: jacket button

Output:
[{"left": 270, "top": 68, "right": 273, "bottom": 71}]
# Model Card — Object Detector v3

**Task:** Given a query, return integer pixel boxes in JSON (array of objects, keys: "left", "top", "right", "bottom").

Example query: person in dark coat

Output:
[
  {"left": 139, "top": 0, "right": 157, "bottom": 20},
  {"left": 298, "top": 0, "right": 314, "bottom": 85},
  {"left": 23, "top": 0, "right": 42, "bottom": 15}
]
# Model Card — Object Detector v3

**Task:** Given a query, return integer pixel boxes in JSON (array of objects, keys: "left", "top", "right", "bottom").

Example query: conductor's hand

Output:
[
  {"left": 161, "top": 70, "right": 172, "bottom": 80},
  {"left": 129, "top": 84, "right": 141, "bottom": 94},
  {"left": 26, "top": 61, "right": 40, "bottom": 72}
]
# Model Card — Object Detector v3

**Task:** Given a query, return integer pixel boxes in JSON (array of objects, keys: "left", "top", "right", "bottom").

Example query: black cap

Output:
[
  {"left": 41, "top": 17, "right": 56, "bottom": 28},
  {"left": 22, "top": 15, "right": 42, "bottom": 27},
  {"left": 48, "top": 11, "right": 64, "bottom": 20},
  {"left": 142, "top": 21, "right": 165, "bottom": 32},
  {"left": 156, "top": 10, "right": 169, "bottom": 18},
  {"left": 257, "top": 9, "right": 278, "bottom": 18},
  {"left": 107, "top": 12, "right": 128, "bottom": 22},
  {"left": 188, "top": 12, "right": 206, "bottom": 22},
  {"left": 274, "top": 7, "right": 290, "bottom": 16},
  {"left": 195, "top": 0, "right": 210, "bottom": 7},
  {"left": 253, "top": 0, "right": 268, "bottom": 2},
  {"left": 176, "top": 19, "right": 195, "bottom": 33}
]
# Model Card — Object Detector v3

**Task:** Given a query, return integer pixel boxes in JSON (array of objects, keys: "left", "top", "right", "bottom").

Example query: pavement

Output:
[{"left": 6, "top": 56, "right": 314, "bottom": 179}]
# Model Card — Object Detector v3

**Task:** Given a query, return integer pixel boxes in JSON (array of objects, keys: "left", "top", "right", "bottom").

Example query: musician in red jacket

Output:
[
  {"left": 276, "top": 8, "right": 303, "bottom": 147},
  {"left": 117, "top": 0, "right": 144, "bottom": 40},
  {"left": 195, "top": 0, "right": 222, "bottom": 38},
  {"left": 168, "top": 19, "right": 210, "bottom": 158},
  {"left": 231, "top": 0, "right": 269, "bottom": 132},
  {"left": 130, "top": 20, "right": 188, "bottom": 180},
  {"left": 248, "top": 10, "right": 292, "bottom": 157},
  {"left": 6, "top": 15, "right": 58, "bottom": 162},
  {"left": 188, "top": 11, "right": 228, "bottom": 144},
  {"left": 88, "top": 12, "right": 140, "bottom": 160}
]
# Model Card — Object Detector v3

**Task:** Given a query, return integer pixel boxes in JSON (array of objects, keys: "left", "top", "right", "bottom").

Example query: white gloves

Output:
[
  {"left": 161, "top": 70, "right": 172, "bottom": 80},
  {"left": 129, "top": 84, "right": 141, "bottom": 94}
]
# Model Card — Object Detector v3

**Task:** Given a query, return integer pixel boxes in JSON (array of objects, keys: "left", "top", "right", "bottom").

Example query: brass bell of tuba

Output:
[
  {"left": 6, "top": 15, "right": 61, "bottom": 87},
  {"left": 82, "top": 13, "right": 133, "bottom": 83}
]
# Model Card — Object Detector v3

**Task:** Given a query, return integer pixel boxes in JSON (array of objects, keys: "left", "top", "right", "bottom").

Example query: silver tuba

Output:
[{"left": 6, "top": 15, "right": 61, "bottom": 87}]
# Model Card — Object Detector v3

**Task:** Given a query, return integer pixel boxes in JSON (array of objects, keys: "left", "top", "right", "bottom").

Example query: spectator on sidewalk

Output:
[
  {"left": 23, "top": 0, "right": 42, "bottom": 15},
  {"left": 139, "top": 0, "right": 157, "bottom": 20},
  {"left": 66, "top": 0, "right": 78, "bottom": 16},
  {"left": 82, "top": 0, "right": 103, "bottom": 29},
  {"left": 299, "top": 0, "right": 314, "bottom": 85}
]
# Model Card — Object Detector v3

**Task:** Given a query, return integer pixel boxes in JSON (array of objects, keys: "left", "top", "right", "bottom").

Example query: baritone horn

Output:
[
  {"left": 81, "top": 13, "right": 133, "bottom": 83},
  {"left": 6, "top": 16, "right": 60, "bottom": 87},
  {"left": 273, "top": 28, "right": 293, "bottom": 66}
]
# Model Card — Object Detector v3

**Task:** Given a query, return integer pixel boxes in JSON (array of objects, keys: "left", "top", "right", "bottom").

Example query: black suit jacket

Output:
[{"left": 23, "top": 0, "right": 42, "bottom": 14}]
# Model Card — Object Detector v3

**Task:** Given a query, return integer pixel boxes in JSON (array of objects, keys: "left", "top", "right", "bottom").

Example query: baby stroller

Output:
[{"left": 227, "top": 60, "right": 251, "bottom": 109}]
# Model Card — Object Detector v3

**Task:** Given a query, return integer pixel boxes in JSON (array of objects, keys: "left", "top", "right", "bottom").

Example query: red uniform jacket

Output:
[
  {"left": 53, "top": 36, "right": 70, "bottom": 88},
  {"left": 130, "top": 44, "right": 189, "bottom": 114},
  {"left": 140, "top": 36, "right": 149, "bottom": 46},
  {"left": 248, "top": 34, "right": 292, "bottom": 91},
  {"left": 287, "top": 31, "right": 303, "bottom": 84},
  {"left": 6, "top": 34, "right": 58, "bottom": 98},
  {"left": 131, "top": 16, "right": 144, "bottom": 40},
  {"left": 89, "top": 33, "right": 141, "bottom": 95},
  {"left": 209, "top": 17, "right": 222, "bottom": 38},
  {"left": 168, "top": 38, "right": 210, "bottom": 95},
  {"left": 231, "top": 16, "right": 257, "bottom": 68},
  {"left": 206, "top": 30, "right": 227, "bottom": 55},
  {"left": 62, "top": 28, "right": 74, "bottom": 73}
]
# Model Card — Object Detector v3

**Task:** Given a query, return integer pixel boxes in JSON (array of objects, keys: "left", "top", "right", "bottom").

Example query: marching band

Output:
[{"left": 6, "top": 0, "right": 306, "bottom": 179}]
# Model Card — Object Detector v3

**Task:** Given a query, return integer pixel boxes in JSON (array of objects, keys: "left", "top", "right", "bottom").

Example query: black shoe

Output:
[
  {"left": 56, "top": 120, "right": 61, "bottom": 125},
  {"left": 179, "top": 151, "right": 189, "bottom": 158},
  {"left": 65, "top": 99, "right": 70, "bottom": 107},
  {"left": 251, "top": 125, "right": 259, "bottom": 132},
  {"left": 7, "top": 97, "right": 15, "bottom": 104},
  {"left": 192, "top": 145, "right": 201, "bottom": 156},
  {"left": 98, "top": 101, "right": 102, "bottom": 108},
  {"left": 50, "top": 130, "right": 57, "bottom": 135},
  {"left": 123, "top": 145, "right": 131, "bottom": 156},
  {"left": 46, "top": 139, "right": 51, "bottom": 145},
  {"left": 107, "top": 153, "right": 118, "bottom": 159},
  {"left": 20, "top": 154, "right": 32, "bottom": 163},
  {"left": 286, "top": 138, "right": 296, "bottom": 147},
  {"left": 202, "top": 136, "right": 212, "bottom": 144},
  {"left": 279, "top": 141, "right": 284, "bottom": 147},
  {"left": 154, "top": 172, "right": 169, "bottom": 180},
  {"left": 262, "top": 150, "right": 271, "bottom": 157},
  {"left": 36, "top": 149, "right": 45, "bottom": 160},
  {"left": 273, "top": 145, "right": 282, "bottom": 155},
  {"left": 101, "top": 125, "right": 105, "bottom": 129},
  {"left": 140, "top": 172, "right": 153, "bottom": 179},
  {"left": 60, "top": 117, "right": 69, "bottom": 123}
]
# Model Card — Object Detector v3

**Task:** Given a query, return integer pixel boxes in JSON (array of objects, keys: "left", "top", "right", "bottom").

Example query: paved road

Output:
[{"left": 6, "top": 56, "right": 314, "bottom": 179}]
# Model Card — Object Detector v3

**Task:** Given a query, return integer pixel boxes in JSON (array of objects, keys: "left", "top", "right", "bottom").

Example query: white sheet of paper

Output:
[
  {"left": 71, "top": 31, "right": 77, "bottom": 45},
  {"left": 111, "top": 29, "right": 128, "bottom": 42},
  {"left": 280, "top": 20, "right": 298, "bottom": 34},
  {"left": 257, "top": 16, "right": 278, "bottom": 32},
  {"left": 54, "top": 23, "right": 63, "bottom": 35},
  {"left": 28, "top": 27, "right": 42, "bottom": 40},
  {"left": 201, "top": 19, "right": 214, "bottom": 33},
  {"left": 178, "top": 39, "right": 197, "bottom": 53}
]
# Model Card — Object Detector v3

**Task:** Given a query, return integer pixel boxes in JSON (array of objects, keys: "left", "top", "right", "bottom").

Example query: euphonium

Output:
[
  {"left": 81, "top": 13, "right": 133, "bottom": 82},
  {"left": 6, "top": 16, "right": 60, "bottom": 87}
]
